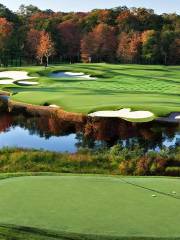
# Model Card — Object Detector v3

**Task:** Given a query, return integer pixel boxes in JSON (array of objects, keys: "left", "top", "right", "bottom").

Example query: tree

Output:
[
  {"left": 18, "top": 4, "right": 41, "bottom": 16},
  {"left": 117, "top": 32, "right": 141, "bottom": 63},
  {"left": 116, "top": 10, "right": 139, "bottom": 32},
  {"left": 117, "top": 32, "right": 130, "bottom": 62},
  {"left": 81, "top": 23, "right": 117, "bottom": 62},
  {"left": 0, "top": 4, "right": 18, "bottom": 22},
  {"left": 169, "top": 36, "right": 180, "bottom": 65},
  {"left": 160, "top": 30, "right": 175, "bottom": 65},
  {"left": 26, "top": 29, "right": 41, "bottom": 60},
  {"left": 129, "top": 32, "right": 141, "bottom": 63},
  {"left": 0, "top": 17, "right": 13, "bottom": 65},
  {"left": 0, "top": 3, "right": 179, "bottom": 65},
  {"left": 81, "top": 33, "right": 95, "bottom": 63},
  {"left": 57, "top": 20, "right": 81, "bottom": 62},
  {"left": 141, "top": 30, "right": 161, "bottom": 64},
  {"left": 37, "top": 31, "right": 55, "bottom": 65},
  {"left": 132, "top": 8, "right": 163, "bottom": 31}
]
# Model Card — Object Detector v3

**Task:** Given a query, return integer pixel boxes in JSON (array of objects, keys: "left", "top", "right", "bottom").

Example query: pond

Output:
[
  {"left": 49, "top": 71, "right": 96, "bottom": 80},
  {"left": 0, "top": 112, "right": 179, "bottom": 153}
]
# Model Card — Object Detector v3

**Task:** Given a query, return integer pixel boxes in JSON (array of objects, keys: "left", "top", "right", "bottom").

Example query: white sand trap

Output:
[
  {"left": 89, "top": 108, "right": 131, "bottom": 118},
  {"left": 49, "top": 104, "right": 59, "bottom": 108},
  {"left": 17, "top": 81, "right": 38, "bottom": 85},
  {"left": 65, "top": 72, "right": 84, "bottom": 76},
  {"left": 175, "top": 116, "right": 180, "bottom": 120},
  {"left": 50, "top": 71, "right": 97, "bottom": 80},
  {"left": 0, "top": 80, "right": 15, "bottom": 85},
  {"left": 0, "top": 71, "right": 37, "bottom": 85},
  {"left": 89, "top": 108, "right": 155, "bottom": 122}
]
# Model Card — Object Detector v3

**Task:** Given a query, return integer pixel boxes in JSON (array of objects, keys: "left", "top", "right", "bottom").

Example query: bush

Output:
[
  {"left": 0, "top": 146, "right": 179, "bottom": 176},
  {"left": 165, "top": 167, "right": 180, "bottom": 176}
]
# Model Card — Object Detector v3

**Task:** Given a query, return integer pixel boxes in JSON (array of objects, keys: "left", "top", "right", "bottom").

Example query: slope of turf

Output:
[
  {"left": 0, "top": 64, "right": 180, "bottom": 116},
  {"left": 0, "top": 174, "right": 180, "bottom": 239}
]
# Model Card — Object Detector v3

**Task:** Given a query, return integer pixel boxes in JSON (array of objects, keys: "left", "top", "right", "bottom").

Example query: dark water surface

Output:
[{"left": 0, "top": 113, "right": 179, "bottom": 153}]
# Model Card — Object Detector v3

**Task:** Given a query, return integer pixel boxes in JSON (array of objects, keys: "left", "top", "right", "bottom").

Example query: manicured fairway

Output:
[
  {"left": 0, "top": 175, "right": 180, "bottom": 239},
  {"left": 0, "top": 64, "right": 180, "bottom": 116}
]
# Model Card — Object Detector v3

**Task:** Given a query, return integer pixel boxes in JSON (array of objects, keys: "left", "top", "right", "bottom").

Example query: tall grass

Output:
[{"left": 0, "top": 146, "right": 179, "bottom": 176}]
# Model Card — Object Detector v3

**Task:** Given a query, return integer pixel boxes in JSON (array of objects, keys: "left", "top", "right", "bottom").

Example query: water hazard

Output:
[{"left": 0, "top": 112, "right": 179, "bottom": 153}]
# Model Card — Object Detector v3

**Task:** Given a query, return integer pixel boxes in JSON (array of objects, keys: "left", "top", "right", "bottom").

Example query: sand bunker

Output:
[
  {"left": 0, "top": 71, "right": 37, "bottom": 85},
  {"left": 50, "top": 72, "right": 97, "bottom": 80},
  {"left": 49, "top": 104, "right": 59, "bottom": 108},
  {"left": 0, "top": 80, "right": 15, "bottom": 85},
  {"left": 89, "top": 108, "right": 155, "bottom": 122},
  {"left": 157, "top": 112, "right": 180, "bottom": 123},
  {"left": 17, "top": 81, "right": 38, "bottom": 85}
]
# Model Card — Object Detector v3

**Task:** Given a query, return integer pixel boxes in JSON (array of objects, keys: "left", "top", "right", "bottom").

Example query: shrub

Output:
[{"left": 165, "top": 167, "right": 180, "bottom": 176}]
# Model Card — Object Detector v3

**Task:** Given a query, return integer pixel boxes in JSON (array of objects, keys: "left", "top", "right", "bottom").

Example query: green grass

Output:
[
  {"left": 0, "top": 63, "right": 180, "bottom": 116},
  {"left": 0, "top": 174, "right": 180, "bottom": 239}
]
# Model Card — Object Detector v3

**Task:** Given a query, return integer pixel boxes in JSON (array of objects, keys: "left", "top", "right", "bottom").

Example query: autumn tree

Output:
[
  {"left": 117, "top": 32, "right": 130, "bottom": 62},
  {"left": 0, "top": 3, "right": 180, "bottom": 65},
  {"left": 129, "top": 32, "right": 142, "bottom": 63},
  {"left": 141, "top": 30, "right": 161, "bottom": 64},
  {"left": 117, "top": 32, "right": 141, "bottom": 63},
  {"left": 26, "top": 29, "right": 41, "bottom": 60},
  {"left": 0, "top": 17, "right": 13, "bottom": 65},
  {"left": 37, "top": 31, "right": 55, "bottom": 65},
  {"left": 57, "top": 20, "right": 81, "bottom": 62},
  {"left": 116, "top": 10, "right": 139, "bottom": 32},
  {"left": 81, "top": 23, "right": 117, "bottom": 62},
  {"left": 81, "top": 33, "right": 95, "bottom": 63}
]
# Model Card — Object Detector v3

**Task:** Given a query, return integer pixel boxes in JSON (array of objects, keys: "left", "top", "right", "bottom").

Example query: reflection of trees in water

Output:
[
  {"left": 0, "top": 113, "right": 179, "bottom": 151},
  {"left": 0, "top": 114, "right": 13, "bottom": 132},
  {"left": 75, "top": 132, "right": 96, "bottom": 149},
  {"left": 77, "top": 118, "right": 179, "bottom": 151},
  {"left": 11, "top": 114, "right": 80, "bottom": 139}
]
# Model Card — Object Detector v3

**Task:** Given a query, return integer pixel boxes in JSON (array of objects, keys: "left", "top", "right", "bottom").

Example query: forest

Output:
[{"left": 0, "top": 3, "right": 180, "bottom": 66}]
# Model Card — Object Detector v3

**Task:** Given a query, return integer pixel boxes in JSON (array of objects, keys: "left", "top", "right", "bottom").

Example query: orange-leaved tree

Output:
[
  {"left": 36, "top": 30, "right": 55, "bottom": 65},
  {"left": 81, "top": 23, "right": 117, "bottom": 63}
]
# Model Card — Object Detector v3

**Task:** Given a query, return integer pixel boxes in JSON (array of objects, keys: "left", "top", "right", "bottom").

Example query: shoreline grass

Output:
[{"left": 0, "top": 146, "right": 179, "bottom": 176}]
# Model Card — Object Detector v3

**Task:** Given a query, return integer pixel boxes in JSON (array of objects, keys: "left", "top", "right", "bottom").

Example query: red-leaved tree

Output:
[{"left": 26, "top": 29, "right": 41, "bottom": 60}]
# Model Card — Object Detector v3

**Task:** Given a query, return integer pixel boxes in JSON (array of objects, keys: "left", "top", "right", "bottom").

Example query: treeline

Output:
[{"left": 0, "top": 3, "right": 180, "bottom": 65}]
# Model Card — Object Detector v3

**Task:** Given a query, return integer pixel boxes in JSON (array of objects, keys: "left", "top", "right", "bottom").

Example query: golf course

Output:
[
  {"left": 0, "top": 2, "right": 179, "bottom": 240},
  {"left": 0, "top": 174, "right": 180, "bottom": 240},
  {"left": 0, "top": 64, "right": 180, "bottom": 117}
]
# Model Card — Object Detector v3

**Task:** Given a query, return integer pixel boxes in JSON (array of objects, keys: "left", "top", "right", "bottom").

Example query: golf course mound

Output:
[{"left": 0, "top": 174, "right": 180, "bottom": 239}]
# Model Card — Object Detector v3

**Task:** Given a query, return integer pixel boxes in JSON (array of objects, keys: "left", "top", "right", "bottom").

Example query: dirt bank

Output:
[{"left": 0, "top": 98, "right": 86, "bottom": 124}]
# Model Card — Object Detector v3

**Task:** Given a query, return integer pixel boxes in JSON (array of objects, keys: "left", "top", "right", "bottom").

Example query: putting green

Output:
[
  {"left": 0, "top": 64, "right": 180, "bottom": 116},
  {"left": 0, "top": 175, "right": 180, "bottom": 239}
]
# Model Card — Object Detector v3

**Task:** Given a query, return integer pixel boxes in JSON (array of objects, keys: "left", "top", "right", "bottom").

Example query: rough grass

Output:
[
  {"left": 0, "top": 64, "right": 180, "bottom": 116},
  {"left": 0, "top": 174, "right": 180, "bottom": 239}
]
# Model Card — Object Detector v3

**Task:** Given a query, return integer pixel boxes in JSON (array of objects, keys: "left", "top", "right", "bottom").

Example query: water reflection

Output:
[{"left": 0, "top": 113, "right": 179, "bottom": 153}]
